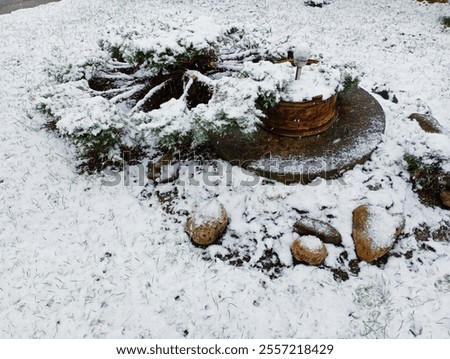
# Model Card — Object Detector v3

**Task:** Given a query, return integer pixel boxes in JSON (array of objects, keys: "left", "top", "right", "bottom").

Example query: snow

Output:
[
  {"left": 160, "top": 163, "right": 180, "bottom": 183},
  {"left": 365, "top": 206, "right": 404, "bottom": 249},
  {"left": 293, "top": 44, "right": 311, "bottom": 63},
  {"left": 135, "top": 98, "right": 192, "bottom": 146},
  {"left": 0, "top": 0, "right": 449, "bottom": 339},
  {"left": 282, "top": 63, "right": 341, "bottom": 101},
  {"left": 299, "top": 235, "right": 323, "bottom": 251},
  {"left": 191, "top": 200, "right": 224, "bottom": 227}
]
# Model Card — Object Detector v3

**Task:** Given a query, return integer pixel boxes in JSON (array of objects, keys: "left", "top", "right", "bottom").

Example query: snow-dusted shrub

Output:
[
  {"left": 44, "top": 47, "right": 109, "bottom": 84},
  {"left": 403, "top": 153, "right": 450, "bottom": 208},
  {"left": 128, "top": 60, "right": 295, "bottom": 149},
  {"left": 37, "top": 16, "right": 345, "bottom": 169},
  {"left": 336, "top": 63, "right": 360, "bottom": 93},
  {"left": 341, "top": 73, "right": 360, "bottom": 93},
  {"left": 37, "top": 81, "right": 124, "bottom": 170},
  {"left": 442, "top": 16, "right": 450, "bottom": 28}
]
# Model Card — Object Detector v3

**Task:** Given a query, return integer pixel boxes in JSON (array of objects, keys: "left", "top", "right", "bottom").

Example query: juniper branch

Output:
[{"left": 129, "top": 80, "right": 169, "bottom": 114}]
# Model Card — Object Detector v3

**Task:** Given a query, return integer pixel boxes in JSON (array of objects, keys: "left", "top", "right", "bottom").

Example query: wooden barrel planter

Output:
[{"left": 262, "top": 93, "right": 339, "bottom": 137}]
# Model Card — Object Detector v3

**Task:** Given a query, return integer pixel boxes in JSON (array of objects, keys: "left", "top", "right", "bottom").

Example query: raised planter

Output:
[
  {"left": 262, "top": 93, "right": 339, "bottom": 137},
  {"left": 209, "top": 88, "right": 386, "bottom": 184}
]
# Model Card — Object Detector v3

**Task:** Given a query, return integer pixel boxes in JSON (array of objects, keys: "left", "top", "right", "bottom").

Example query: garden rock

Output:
[
  {"left": 441, "top": 190, "right": 450, "bottom": 208},
  {"left": 185, "top": 201, "right": 228, "bottom": 246},
  {"left": 291, "top": 235, "right": 327, "bottom": 265},
  {"left": 293, "top": 217, "right": 342, "bottom": 245},
  {"left": 408, "top": 113, "right": 447, "bottom": 134},
  {"left": 352, "top": 205, "right": 405, "bottom": 263}
]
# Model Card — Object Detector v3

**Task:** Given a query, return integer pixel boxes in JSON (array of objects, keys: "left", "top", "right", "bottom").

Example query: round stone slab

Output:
[{"left": 209, "top": 88, "right": 385, "bottom": 184}]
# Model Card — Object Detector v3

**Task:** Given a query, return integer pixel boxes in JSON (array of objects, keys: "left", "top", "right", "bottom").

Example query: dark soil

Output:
[
  {"left": 120, "top": 144, "right": 147, "bottom": 166},
  {"left": 141, "top": 75, "right": 184, "bottom": 112},
  {"left": 331, "top": 268, "right": 350, "bottom": 282},
  {"left": 186, "top": 80, "right": 213, "bottom": 109},
  {"left": 414, "top": 223, "right": 450, "bottom": 242},
  {"left": 372, "top": 86, "right": 398, "bottom": 103},
  {"left": 404, "top": 155, "right": 449, "bottom": 209},
  {"left": 442, "top": 16, "right": 450, "bottom": 28},
  {"left": 88, "top": 76, "right": 120, "bottom": 93},
  {"left": 212, "top": 241, "right": 286, "bottom": 279},
  {"left": 304, "top": 0, "right": 329, "bottom": 7},
  {"left": 155, "top": 186, "right": 179, "bottom": 214}
]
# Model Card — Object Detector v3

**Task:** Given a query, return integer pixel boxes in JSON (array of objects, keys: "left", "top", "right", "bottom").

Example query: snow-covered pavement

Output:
[{"left": 0, "top": 0, "right": 59, "bottom": 15}]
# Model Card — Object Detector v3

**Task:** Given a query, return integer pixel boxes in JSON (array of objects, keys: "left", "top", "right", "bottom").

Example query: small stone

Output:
[
  {"left": 291, "top": 235, "right": 327, "bottom": 266},
  {"left": 408, "top": 113, "right": 446, "bottom": 134},
  {"left": 352, "top": 205, "right": 405, "bottom": 263},
  {"left": 185, "top": 202, "right": 228, "bottom": 246},
  {"left": 294, "top": 217, "right": 342, "bottom": 245},
  {"left": 441, "top": 190, "right": 450, "bottom": 208}
]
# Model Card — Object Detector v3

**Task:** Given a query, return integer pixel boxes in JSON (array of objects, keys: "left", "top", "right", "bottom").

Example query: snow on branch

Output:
[{"left": 130, "top": 80, "right": 169, "bottom": 115}]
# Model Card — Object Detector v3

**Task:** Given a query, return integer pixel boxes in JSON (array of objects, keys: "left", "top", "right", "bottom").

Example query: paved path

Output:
[{"left": 0, "top": 0, "right": 59, "bottom": 15}]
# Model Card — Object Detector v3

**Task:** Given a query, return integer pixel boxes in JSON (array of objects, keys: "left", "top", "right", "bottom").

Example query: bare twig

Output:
[
  {"left": 220, "top": 49, "right": 259, "bottom": 61},
  {"left": 129, "top": 80, "right": 169, "bottom": 115},
  {"left": 107, "top": 61, "right": 134, "bottom": 69},
  {"left": 96, "top": 72, "right": 134, "bottom": 80},
  {"left": 217, "top": 62, "right": 244, "bottom": 71},
  {"left": 89, "top": 83, "right": 136, "bottom": 95},
  {"left": 180, "top": 76, "right": 196, "bottom": 102},
  {"left": 185, "top": 70, "right": 215, "bottom": 86},
  {"left": 110, "top": 84, "right": 145, "bottom": 104}
]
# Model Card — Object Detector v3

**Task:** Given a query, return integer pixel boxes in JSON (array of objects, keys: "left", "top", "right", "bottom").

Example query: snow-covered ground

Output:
[{"left": 1, "top": 0, "right": 449, "bottom": 338}]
